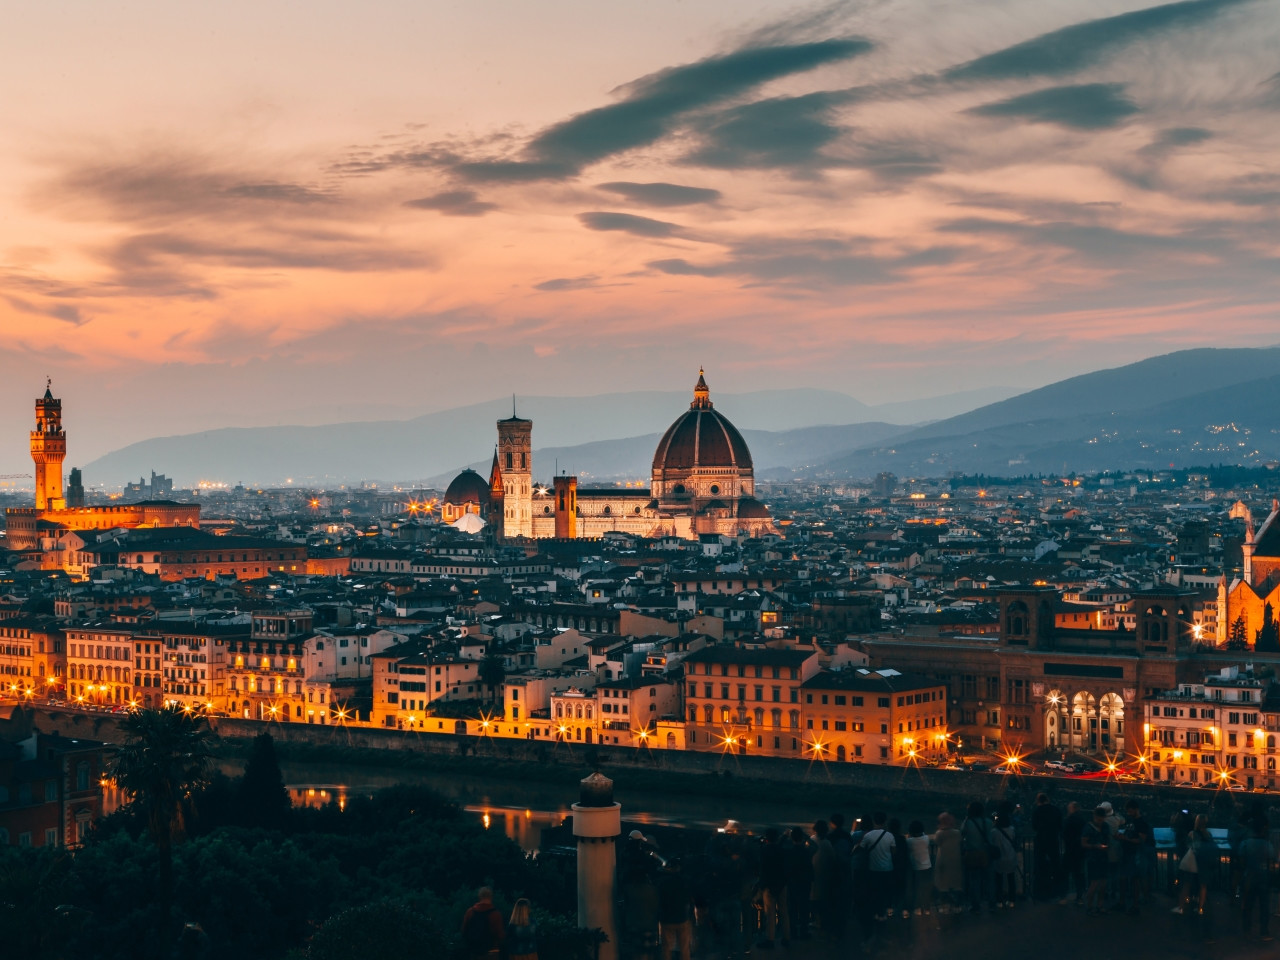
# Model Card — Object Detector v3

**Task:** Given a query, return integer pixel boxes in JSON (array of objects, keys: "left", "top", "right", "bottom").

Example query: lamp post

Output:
[{"left": 572, "top": 772, "right": 619, "bottom": 960}]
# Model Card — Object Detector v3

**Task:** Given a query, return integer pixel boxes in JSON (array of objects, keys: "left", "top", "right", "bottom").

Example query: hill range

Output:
[{"left": 82, "top": 347, "right": 1280, "bottom": 486}]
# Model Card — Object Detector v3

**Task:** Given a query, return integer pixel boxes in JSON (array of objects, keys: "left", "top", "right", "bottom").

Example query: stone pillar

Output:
[{"left": 572, "top": 771, "right": 620, "bottom": 960}]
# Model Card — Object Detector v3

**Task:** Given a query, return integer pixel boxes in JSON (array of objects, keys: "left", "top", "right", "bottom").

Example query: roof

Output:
[
  {"left": 443, "top": 469, "right": 490, "bottom": 507},
  {"left": 685, "top": 645, "right": 816, "bottom": 667},
  {"left": 802, "top": 668, "right": 943, "bottom": 693}
]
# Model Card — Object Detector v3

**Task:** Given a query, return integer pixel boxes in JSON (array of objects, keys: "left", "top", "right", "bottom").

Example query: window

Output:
[
  {"left": 76, "top": 762, "right": 90, "bottom": 792},
  {"left": 879, "top": 746, "right": 889, "bottom": 759},
  {"left": 45, "top": 828, "right": 58, "bottom": 847},
  {"left": 877, "top": 697, "right": 890, "bottom": 708}
]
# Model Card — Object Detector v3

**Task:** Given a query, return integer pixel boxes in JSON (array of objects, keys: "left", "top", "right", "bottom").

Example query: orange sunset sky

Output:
[{"left": 1, "top": 0, "right": 1278, "bottom": 463}]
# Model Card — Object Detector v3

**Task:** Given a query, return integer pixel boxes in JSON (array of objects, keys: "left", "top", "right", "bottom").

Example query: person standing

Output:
[
  {"left": 757, "top": 827, "right": 789, "bottom": 949},
  {"left": 809, "top": 820, "right": 837, "bottom": 940},
  {"left": 507, "top": 899, "right": 539, "bottom": 960},
  {"left": 906, "top": 820, "right": 934, "bottom": 917},
  {"left": 1117, "top": 800, "right": 1152, "bottom": 915},
  {"left": 960, "top": 801, "right": 993, "bottom": 914},
  {"left": 658, "top": 859, "right": 694, "bottom": 960},
  {"left": 1100, "top": 801, "right": 1125, "bottom": 909},
  {"left": 1030, "top": 793, "right": 1062, "bottom": 900},
  {"left": 1238, "top": 820, "right": 1276, "bottom": 941},
  {"left": 858, "top": 812, "right": 897, "bottom": 922},
  {"left": 989, "top": 813, "right": 1018, "bottom": 908},
  {"left": 784, "top": 827, "right": 813, "bottom": 940},
  {"left": 461, "top": 887, "right": 506, "bottom": 960},
  {"left": 932, "top": 812, "right": 964, "bottom": 915},
  {"left": 1059, "top": 802, "right": 1088, "bottom": 908},
  {"left": 1081, "top": 807, "right": 1111, "bottom": 916}
]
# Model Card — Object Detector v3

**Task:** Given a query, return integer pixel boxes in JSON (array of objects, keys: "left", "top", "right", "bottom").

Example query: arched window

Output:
[
  {"left": 754, "top": 708, "right": 764, "bottom": 726},
  {"left": 555, "top": 703, "right": 563, "bottom": 718},
  {"left": 837, "top": 745, "right": 846, "bottom": 761},
  {"left": 585, "top": 705, "right": 593, "bottom": 719},
  {"left": 789, "top": 710, "right": 800, "bottom": 729},
  {"left": 688, "top": 705, "right": 697, "bottom": 722},
  {"left": 506, "top": 452, "right": 513, "bottom": 470},
  {"left": 771, "top": 709, "right": 782, "bottom": 727},
  {"left": 703, "top": 705, "right": 714, "bottom": 723}
]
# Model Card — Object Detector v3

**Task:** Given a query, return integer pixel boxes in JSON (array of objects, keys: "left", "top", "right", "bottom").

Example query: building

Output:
[
  {"left": 801, "top": 669, "right": 949, "bottom": 765},
  {"left": 861, "top": 586, "right": 1207, "bottom": 757},
  {"left": 70, "top": 528, "right": 307, "bottom": 581},
  {"left": 682, "top": 644, "right": 822, "bottom": 755},
  {"left": 1220, "top": 500, "right": 1280, "bottom": 649},
  {"left": 224, "top": 612, "right": 310, "bottom": 720},
  {"left": 0, "top": 731, "right": 113, "bottom": 848},
  {"left": 64, "top": 624, "right": 135, "bottom": 706},
  {"left": 371, "top": 642, "right": 489, "bottom": 729},
  {"left": 442, "top": 370, "right": 776, "bottom": 541},
  {"left": 5, "top": 382, "right": 201, "bottom": 554},
  {"left": 1143, "top": 665, "right": 1280, "bottom": 790}
]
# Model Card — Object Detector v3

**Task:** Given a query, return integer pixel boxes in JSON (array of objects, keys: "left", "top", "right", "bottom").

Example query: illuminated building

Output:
[
  {"left": 5, "top": 382, "right": 201, "bottom": 558},
  {"left": 224, "top": 612, "right": 311, "bottom": 720},
  {"left": 442, "top": 370, "right": 776, "bottom": 541},
  {"left": 64, "top": 625, "right": 134, "bottom": 706},
  {"left": 682, "top": 645, "right": 821, "bottom": 756},
  {"left": 1219, "top": 499, "right": 1280, "bottom": 650},
  {"left": 1143, "top": 665, "right": 1280, "bottom": 790},
  {"left": 801, "top": 669, "right": 949, "bottom": 765}
]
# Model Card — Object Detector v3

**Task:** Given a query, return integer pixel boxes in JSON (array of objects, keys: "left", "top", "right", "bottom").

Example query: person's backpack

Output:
[{"left": 463, "top": 904, "right": 495, "bottom": 954}]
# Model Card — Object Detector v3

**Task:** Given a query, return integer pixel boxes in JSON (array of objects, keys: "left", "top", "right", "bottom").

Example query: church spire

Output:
[{"left": 692, "top": 367, "right": 712, "bottom": 409}]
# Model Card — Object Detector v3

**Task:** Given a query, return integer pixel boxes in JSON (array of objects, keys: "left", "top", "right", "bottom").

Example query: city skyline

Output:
[{"left": 2, "top": 2, "right": 1279, "bottom": 451}]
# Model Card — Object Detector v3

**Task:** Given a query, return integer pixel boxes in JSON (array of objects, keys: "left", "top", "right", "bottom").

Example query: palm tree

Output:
[{"left": 111, "top": 705, "right": 214, "bottom": 920}]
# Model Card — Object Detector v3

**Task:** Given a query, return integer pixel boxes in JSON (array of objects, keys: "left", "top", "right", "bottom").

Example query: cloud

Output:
[
  {"left": 578, "top": 212, "right": 683, "bottom": 237},
  {"left": 47, "top": 155, "right": 340, "bottom": 223},
  {"left": 437, "top": 38, "right": 871, "bottom": 183},
  {"left": 967, "top": 83, "right": 1140, "bottom": 129},
  {"left": 2, "top": 294, "right": 86, "bottom": 326},
  {"left": 683, "top": 90, "right": 853, "bottom": 170},
  {"left": 944, "top": 0, "right": 1250, "bottom": 82},
  {"left": 403, "top": 189, "right": 497, "bottom": 216},
  {"left": 595, "top": 181, "right": 721, "bottom": 206},
  {"left": 534, "top": 275, "right": 602, "bottom": 292},
  {"left": 222, "top": 182, "right": 335, "bottom": 204},
  {"left": 649, "top": 237, "right": 957, "bottom": 287}
]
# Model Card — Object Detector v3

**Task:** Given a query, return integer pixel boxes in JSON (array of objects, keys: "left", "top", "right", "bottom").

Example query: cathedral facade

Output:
[
  {"left": 440, "top": 371, "right": 775, "bottom": 541},
  {"left": 1219, "top": 500, "right": 1280, "bottom": 651}
]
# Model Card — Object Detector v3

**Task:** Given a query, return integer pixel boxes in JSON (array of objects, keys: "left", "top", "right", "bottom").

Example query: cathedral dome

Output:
[
  {"left": 443, "top": 469, "right": 490, "bottom": 506},
  {"left": 651, "top": 370, "right": 753, "bottom": 472}
]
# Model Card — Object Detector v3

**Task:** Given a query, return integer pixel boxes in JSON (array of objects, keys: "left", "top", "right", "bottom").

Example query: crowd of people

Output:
[{"left": 611, "top": 793, "right": 1280, "bottom": 959}]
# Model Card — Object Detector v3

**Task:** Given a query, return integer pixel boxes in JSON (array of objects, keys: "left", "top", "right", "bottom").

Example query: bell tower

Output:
[
  {"left": 496, "top": 398, "right": 533, "bottom": 538},
  {"left": 31, "top": 379, "right": 67, "bottom": 511}
]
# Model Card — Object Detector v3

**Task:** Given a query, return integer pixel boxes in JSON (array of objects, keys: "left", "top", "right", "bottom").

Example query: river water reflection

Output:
[{"left": 262, "top": 760, "right": 837, "bottom": 853}]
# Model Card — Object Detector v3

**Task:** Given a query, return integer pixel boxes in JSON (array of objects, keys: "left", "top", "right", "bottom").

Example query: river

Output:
[{"left": 228, "top": 759, "right": 839, "bottom": 852}]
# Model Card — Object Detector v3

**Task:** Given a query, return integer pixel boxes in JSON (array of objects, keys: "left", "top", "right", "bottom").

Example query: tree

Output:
[
  {"left": 479, "top": 653, "right": 506, "bottom": 694},
  {"left": 111, "top": 706, "right": 214, "bottom": 926},
  {"left": 1257, "top": 603, "right": 1280, "bottom": 653},
  {"left": 1227, "top": 615, "right": 1249, "bottom": 650},
  {"left": 309, "top": 901, "right": 435, "bottom": 960},
  {"left": 236, "top": 732, "right": 292, "bottom": 830}
]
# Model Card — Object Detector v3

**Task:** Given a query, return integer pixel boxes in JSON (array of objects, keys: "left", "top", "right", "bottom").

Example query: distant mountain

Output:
[
  {"left": 818, "top": 353, "right": 1280, "bottom": 477},
  {"left": 84, "top": 387, "right": 953, "bottom": 486}
]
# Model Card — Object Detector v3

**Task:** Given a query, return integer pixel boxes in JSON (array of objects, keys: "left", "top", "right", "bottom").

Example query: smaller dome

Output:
[
  {"left": 737, "top": 497, "right": 770, "bottom": 519},
  {"left": 444, "top": 469, "right": 490, "bottom": 506}
]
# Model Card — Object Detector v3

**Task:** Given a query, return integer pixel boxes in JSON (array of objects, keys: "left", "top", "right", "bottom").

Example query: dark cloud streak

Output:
[{"left": 968, "top": 83, "right": 1140, "bottom": 129}]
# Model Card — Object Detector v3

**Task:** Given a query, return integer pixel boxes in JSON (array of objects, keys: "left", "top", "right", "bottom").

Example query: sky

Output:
[{"left": 1, "top": 0, "right": 1278, "bottom": 467}]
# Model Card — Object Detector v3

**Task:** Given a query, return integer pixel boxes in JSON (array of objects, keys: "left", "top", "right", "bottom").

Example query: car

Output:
[
  {"left": 1115, "top": 773, "right": 1139, "bottom": 782},
  {"left": 1044, "top": 759, "right": 1066, "bottom": 771},
  {"left": 942, "top": 763, "right": 966, "bottom": 771}
]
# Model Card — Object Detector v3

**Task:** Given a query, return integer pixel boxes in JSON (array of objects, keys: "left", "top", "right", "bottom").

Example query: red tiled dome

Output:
[
  {"left": 652, "top": 370, "right": 753, "bottom": 472},
  {"left": 444, "top": 469, "right": 490, "bottom": 506}
]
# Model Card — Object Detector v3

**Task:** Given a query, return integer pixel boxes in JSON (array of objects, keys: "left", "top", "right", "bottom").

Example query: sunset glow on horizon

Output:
[{"left": 2, "top": 0, "right": 1278, "bottom": 460}]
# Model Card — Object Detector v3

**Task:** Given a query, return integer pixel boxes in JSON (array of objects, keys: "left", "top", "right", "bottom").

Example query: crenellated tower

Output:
[{"left": 31, "top": 379, "right": 66, "bottom": 510}]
